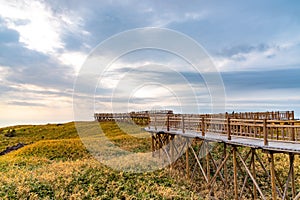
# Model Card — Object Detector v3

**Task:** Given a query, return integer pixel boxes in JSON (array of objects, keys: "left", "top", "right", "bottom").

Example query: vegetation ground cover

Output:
[{"left": 0, "top": 122, "right": 201, "bottom": 199}]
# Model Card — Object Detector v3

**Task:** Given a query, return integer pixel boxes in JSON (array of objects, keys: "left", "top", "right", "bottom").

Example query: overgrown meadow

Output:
[
  {"left": 0, "top": 122, "right": 200, "bottom": 199},
  {"left": 1, "top": 121, "right": 300, "bottom": 199}
]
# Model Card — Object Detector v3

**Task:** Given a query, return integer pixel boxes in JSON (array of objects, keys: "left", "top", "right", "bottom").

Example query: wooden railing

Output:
[
  {"left": 94, "top": 112, "right": 149, "bottom": 121},
  {"left": 229, "top": 111, "right": 294, "bottom": 120},
  {"left": 149, "top": 112, "right": 300, "bottom": 145},
  {"left": 94, "top": 110, "right": 294, "bottom": 121}
]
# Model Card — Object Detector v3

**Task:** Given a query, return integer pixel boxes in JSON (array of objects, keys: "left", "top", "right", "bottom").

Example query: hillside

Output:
[{"left": 0, "top": 122, "right": 201, "bottom": 199}]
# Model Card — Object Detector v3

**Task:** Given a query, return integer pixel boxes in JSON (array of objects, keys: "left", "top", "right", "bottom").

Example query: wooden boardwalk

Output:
[
  {"left": 93, "top": 110, "right": 300, "bottom": 199},
  {"left": 145, "top": 110, "right": 300, "bottom": 200}
]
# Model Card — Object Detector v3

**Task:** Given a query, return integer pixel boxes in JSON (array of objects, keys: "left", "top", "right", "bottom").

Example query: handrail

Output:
[{"left": 148, "top": 113, "right": 300, "bottom": 145}]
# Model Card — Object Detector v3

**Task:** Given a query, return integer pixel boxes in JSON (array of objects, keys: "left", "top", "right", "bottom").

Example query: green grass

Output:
[
  {"left": 1, "top": 121, "right": 300, "bottom": 199},
  {"left": 0, "top": 122, "right": 78, "bottom": 152},
  {"left": 0, "top": 121, "right": 202, "bottom": 199}
]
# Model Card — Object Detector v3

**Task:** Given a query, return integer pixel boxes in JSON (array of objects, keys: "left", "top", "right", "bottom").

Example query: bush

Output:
[{"left": 4, "top": 129, "right": 16, "bottom": 137}]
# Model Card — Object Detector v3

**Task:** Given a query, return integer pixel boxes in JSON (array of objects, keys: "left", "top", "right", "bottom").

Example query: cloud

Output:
[
  {"left": 0, "top": 0, "right": 62, "bottom": 53},
  {"left": 7, "top": 101, "right": 45, "bottom": 107},
  {"left": 214, "top": 42, "right": 300, "bottom": 71},
  {"left": 217, "top": 44, "right": 270, "bottom": 58},
  {"left": 1, "top": 0, "right": 300, "bottom": 125},
  {"left": 0, "top": 0, "right": 88, "bottom": 52}
]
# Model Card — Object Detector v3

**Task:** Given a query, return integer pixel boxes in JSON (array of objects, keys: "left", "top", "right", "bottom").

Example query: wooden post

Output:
[
  {"left": 227, "top": 117, "right": 231, "bottom": 140},
  {"left": 206, "top": 142, "right": 213, "bottom": 197},
  {"left": 182, "top": 115, "right": 185, "bottom": 133},
  {"left": 263, "top": 119, "right": 268, "bottom": 146},
  {"left": 154, "top": 115, "right": 157, "bottom": 131},
  {"left": 270, "top": 152, "right": 277, "bottom": 200},
  {"left": 167, "top": 114, "right": 170, "bottom": 131},
  {"left": 170, "top": 135, "right": 174, "bottom": 168},
  {"left": 224, "top": 143, "right": 228, "bottom": 190},
  {"left": 233, "top": 146, "right": 238, "bottom": 200},
  {"left": 290, "top": 153, "right": 296, "bottom": 198},
  {"left": 291, "top": 121, "right": 295, "bottom": 141},
  {"left": 202, "top": 116, "right": 205, "bottom": 136},
  {"left": 252, "top": 148, "right": 257, "bottom": 199},
  {"left": 151, "top": 134, "right": 155, "bottom": 157},
  {"left": 206, "top": 142, "right": 210, "bottom": 183},
  {"left": 186, "top": 141, "right": 190, "bottom": 179},
  {"left": 254, "top": 121, "right": 257, "bottom": 138}
]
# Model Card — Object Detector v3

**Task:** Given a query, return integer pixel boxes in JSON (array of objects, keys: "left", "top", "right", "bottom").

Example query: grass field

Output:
[
  {"left": 0, "top": 122, "right": 201, "bottom": 199},
  {"left": 1, "top": 121, "right": 300, "bottom": 199}
]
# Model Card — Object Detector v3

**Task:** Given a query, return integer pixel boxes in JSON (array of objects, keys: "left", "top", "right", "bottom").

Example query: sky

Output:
[{"left": 0, "top": 0, "right": 300, "bottom": 127}]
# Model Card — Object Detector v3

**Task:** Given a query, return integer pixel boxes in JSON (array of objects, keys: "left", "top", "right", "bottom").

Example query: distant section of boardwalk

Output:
[
  {"left": 94, "top": 110, "right": 173, "bottom": 122},
  {"left": 94, "top": 110, "right": 172, "bottom": 125}
]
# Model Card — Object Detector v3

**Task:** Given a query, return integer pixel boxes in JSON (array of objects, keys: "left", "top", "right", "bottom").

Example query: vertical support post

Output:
[
  {"left": 290, "top": 153, "right": 296, "bottom": 198},
  {"left": 263, "top": 119, "right": 268, "bottom": 146},
  {"left": 182, "top": 115, "right": 185, "bottom": 133},
  {"left": 252, "top": 148, "right": 257, "bottom": 199},
  {"left": 291, "top": 111, "right": 295, "bottom": 120},
  {"left": 206, "top": 142, "right": 212, "bottom": 196},
  {"left": 254, "top": 121, "right": 257, "bottom": 138},
  {"left": 291, "top": 121, "right": 295, "bottom": 141},
  {"left": 233, "top": 146, "right": 238, "bottom": 200},
  {"left": 170, "top": 134, "right": 174, "bottom": 169},
  {"left": 224, "top": 143, "right": 228, "bottom": 189},
  {"left": 167, "top": 114, "right": 170, "bottom": 131},
  {"left": 270, "top": 152, "right": 277, "bottom": 200},
  {"left": 206, "top": 142, "right": 210, "bottom": 183},
  {"left": 202, "top": 116, "right": 205, "bottom": 136},
  {"left": 151, "top": 134, "right": 155, "bottom": 157},
  {"left": 186, "top": 139, "right": 190, "bottom": 179},
  {"left": 227, "top": 117, "right": 231, "bottom": 140},
  {"left": 154, "top": 114, "right": 157, "bottom": 131}
]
